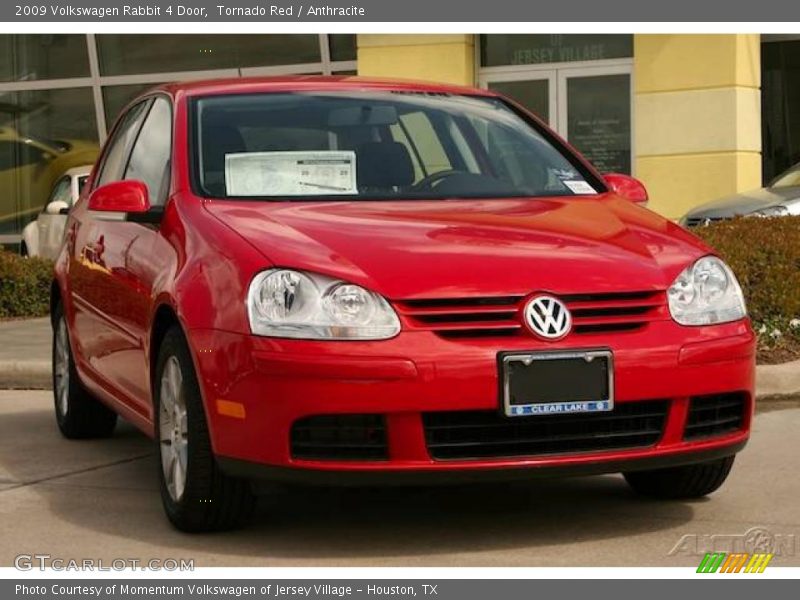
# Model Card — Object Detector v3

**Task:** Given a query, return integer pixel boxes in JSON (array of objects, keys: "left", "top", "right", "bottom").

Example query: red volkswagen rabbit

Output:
[{"left": 51, "top": 77, "right": 754, "bottom": 531}]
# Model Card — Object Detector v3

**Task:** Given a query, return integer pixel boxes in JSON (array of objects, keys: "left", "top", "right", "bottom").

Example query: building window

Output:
[
  {"left": 0, "top": 33, "right": 356, "bottom": 245},
  {"left": 329, "top": 34, "right": 357, "bottom": 62},
  {"left": 0, "top": 34, "right": 90, "bottom": 82},
  {"left": 0, "top": 87, "right": 98, "bottom": 239},
  {"left": 96, "top": 34, "right": 322, "bottom": 76},
  {"left": 478, "top": 35, "right": 633, "bottom": 175},
  {"left": 762, "top": 38, "right": 800, "bottom": 184}
]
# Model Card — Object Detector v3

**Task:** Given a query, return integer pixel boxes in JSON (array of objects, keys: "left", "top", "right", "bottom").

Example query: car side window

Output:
[
  {"left": 47, "top": 177, "right": 71, "bottom": 209},
  {"left": 95, "top": 100, "right": 150, "bottom": 188},
  {"left": 124, "top": 97, "right": 172, "bottom": 207}
]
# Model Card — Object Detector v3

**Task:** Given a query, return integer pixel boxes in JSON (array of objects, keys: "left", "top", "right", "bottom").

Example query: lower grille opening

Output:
[
  {"left": 684, "top": 393, "right": 747, "bottom": 440},
  {"left": 423, "top": 400, "right": 669, "bottom": 460},
  {"left": 291, "top": 414, "right": 388, "bottom": 461}
]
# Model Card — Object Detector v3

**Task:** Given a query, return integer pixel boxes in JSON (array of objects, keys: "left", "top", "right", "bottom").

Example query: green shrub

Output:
[
  {"left": 693, "top": 216, "right": 800, "bottom": 362},
  {"left": 693, "top": 216, "right": 800, "bottom": 322},
  {"left": 0, "top": 250, "right": 53, "bottom": 319}
]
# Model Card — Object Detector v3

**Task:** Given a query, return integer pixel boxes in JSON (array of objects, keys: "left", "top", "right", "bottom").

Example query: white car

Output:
[{"left": 21, "top": 166, "right": 92, "bottom": 259}]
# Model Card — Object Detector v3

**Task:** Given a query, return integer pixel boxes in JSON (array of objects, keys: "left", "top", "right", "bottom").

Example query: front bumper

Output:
[{"left": 187, "top": 319, "right": 755, "bottom": 480}]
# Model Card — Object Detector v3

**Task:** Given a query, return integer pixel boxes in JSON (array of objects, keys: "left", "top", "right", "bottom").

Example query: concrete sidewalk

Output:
[{"left": 1, "top": 317, "right": 799, "bottom": 398}]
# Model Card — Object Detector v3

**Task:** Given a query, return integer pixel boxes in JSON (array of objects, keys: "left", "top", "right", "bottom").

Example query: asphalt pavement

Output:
[{"left": 1, "top": 390, "right": 798, "bottom": 567}]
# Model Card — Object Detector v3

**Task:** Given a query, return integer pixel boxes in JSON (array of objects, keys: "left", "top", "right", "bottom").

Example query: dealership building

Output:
[{"left": 1, "top": 34, "right": 798, "bottom": 246}]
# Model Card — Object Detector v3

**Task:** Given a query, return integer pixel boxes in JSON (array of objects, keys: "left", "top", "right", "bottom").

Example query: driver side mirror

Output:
[
  {"left": 45, "top": 200, "right": 70, "bottom": 215},
  {"left": 89, "top": 180, "right": 150, "bottom": 213},
  {"left": 604, "top": 173, "right": 648, "bottom": 206}
]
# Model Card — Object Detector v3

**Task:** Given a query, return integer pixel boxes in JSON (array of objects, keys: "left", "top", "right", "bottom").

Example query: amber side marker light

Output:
[{"left": 216, "top": 399, "right": 246, "bottom": 419}]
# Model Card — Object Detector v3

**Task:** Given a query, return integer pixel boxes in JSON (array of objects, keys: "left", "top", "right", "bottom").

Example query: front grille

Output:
[
  {"left": 423, "top": 400, "right": 669, "bottom": 460},
  {"left": 684, "top": 393, "right": 747, "bottom": 440},
  {"left": 396, "top": 291, "right": 665, "bottom": 339},
  {"left": 291, "top": 414, "right": 388, "bottom": 461}
]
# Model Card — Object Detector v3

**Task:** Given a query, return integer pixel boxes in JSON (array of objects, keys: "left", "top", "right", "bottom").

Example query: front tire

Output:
[
  {"left": 155, "top": 326, "right": 255, "bottom": 532},
  {"left": 624, "top": 456, "right": 735, "bottom": 499},
  {"left": 52, "top": 303, "right": 117, "bottom": 438}
]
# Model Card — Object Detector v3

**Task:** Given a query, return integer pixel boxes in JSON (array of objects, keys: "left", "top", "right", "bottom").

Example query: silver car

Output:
[{"left": 680, "top": 162, "right": 800, "bottom": 227}]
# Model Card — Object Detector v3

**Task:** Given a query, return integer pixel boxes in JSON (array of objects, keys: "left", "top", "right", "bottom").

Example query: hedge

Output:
[{"left": 0, "top": 250, "right": 53, "bottom": 319}]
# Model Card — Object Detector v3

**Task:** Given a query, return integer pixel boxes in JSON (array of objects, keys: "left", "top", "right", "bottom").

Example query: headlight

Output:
[
  {"left": 750, "top": 205, "right": 789, "bottom": 217},
  {"left": 247, "top": 269, "right": 400, "bottom": 340},
  {"left": 667, "top": 256, "right": 746, "bottom": 326}
]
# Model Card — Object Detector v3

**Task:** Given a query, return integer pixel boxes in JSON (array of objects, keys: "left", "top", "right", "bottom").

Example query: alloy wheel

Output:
[
  {"left": 54, "top": 317, "right": 70, "bottom": 417},
  {"left": 159, "top": 356, "right": 188, "bottom": 502}
]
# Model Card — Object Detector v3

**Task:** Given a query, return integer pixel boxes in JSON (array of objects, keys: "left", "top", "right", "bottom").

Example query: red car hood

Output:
[{"left": 204, "top": 195, "right": 710, "bottom": 299}]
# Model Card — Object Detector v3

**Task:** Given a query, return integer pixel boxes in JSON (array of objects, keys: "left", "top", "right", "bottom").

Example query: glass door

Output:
[
  {"left": 480, "top": 63, "right": 633, "bottom": 174},
  {"left": 482, "top": 72, "right": 556, "bottom": 126},
  {"left": 557, "top": 65, "right": 632, "bottom": 174}
]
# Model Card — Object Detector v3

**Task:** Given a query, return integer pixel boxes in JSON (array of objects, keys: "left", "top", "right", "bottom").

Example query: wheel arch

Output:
[
  {"left": 148, "top": 300, "right": 221, "bottom": 453},
  {"left": 150, "top": 302, "right": 183, "bottom": 391}
]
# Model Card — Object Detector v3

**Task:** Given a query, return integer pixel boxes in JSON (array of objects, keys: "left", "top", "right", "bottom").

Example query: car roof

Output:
[{"left": 152, "top": 75, "right": 498, "bottom": 99}]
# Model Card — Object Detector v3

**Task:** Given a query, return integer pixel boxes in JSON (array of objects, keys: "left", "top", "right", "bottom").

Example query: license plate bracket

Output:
[{"left": 501, "top": 350, "right": 614, "bottom": 417}]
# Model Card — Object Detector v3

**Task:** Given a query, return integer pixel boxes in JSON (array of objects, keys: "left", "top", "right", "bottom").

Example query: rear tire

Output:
[
  {"left": 52, "top": 303, "right": 117, "bottom": 439},
  {"left": 624, "top": 456, "right": 735, "bottom": 499},
  {"left": 155, "top": 326, "right": 255, "bottom": 532},
  {"left": 20, "top": 242, "right": 28, "bottom": 257}
]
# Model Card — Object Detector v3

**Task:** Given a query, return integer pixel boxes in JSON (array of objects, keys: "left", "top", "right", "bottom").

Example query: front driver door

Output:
[
  {"left": 69, "top": 99, "right": 151, "bottom": 411},
  {"left": 82, "top": 97, "right": 174, "bottom": 413}
]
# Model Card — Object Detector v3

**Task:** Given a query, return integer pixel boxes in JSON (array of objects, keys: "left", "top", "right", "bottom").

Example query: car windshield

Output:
[
  {"left": 192, "top": 91, "right": 604, "bottom": 201},
  {"left": 771, "top": 164, "right": 800, "bottom": 189}
]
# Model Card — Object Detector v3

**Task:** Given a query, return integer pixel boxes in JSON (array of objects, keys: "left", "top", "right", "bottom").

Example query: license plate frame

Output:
[{"left": 500, "top": 350, "right": 614, "bottom": 417}]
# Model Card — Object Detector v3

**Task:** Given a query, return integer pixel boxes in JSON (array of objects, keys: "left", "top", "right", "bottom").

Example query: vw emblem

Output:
[{"left": 524, "top": 295, "right": 572, "bottom": 340}]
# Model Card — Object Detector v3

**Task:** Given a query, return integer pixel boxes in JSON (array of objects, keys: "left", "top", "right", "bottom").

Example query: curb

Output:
[
  {"left": 756, "top": 359, "right": 800, "bottom": 398},
  {"left": 0, "top": 358, "right": 798, "bottom": 399},
  {"left": 0, "top": 360, "right": 51, "bottom": 390}
]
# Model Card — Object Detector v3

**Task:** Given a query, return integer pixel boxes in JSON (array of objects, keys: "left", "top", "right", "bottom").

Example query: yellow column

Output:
[
  {"left": 634, "top": 34, "right": 761, "bottom": 219},
  {"left": 356, "top": 35, "right": 475, "bottom": 87}
]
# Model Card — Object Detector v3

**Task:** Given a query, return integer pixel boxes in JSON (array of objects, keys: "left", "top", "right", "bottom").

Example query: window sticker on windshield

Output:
[
  {"left": 563, "top": 180, "right": 597, "bottom": 195},
  {"left": 224, "top": 151, "right": 357, "bottom": 196}
]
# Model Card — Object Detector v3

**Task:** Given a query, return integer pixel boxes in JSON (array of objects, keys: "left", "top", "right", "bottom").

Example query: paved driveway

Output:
[{"left": 1, "top": 390, "right": 798, "bottom": 568}]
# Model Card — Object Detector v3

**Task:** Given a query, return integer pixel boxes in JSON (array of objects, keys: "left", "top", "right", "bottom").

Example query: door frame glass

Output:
[{"left": 479, "top": 58, "right": 634, "bottom": 175}]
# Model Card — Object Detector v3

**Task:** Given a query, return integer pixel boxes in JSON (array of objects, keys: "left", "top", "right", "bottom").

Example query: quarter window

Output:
[
  {"left": 124, "top": 97, "right": 173, "bottom": 206},
  {"left": 95, "top": 100, "right": 150, "bottom": 188}
]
